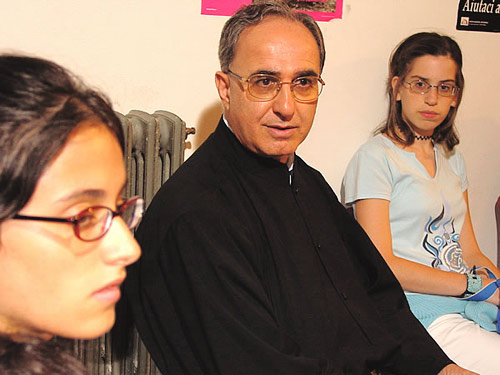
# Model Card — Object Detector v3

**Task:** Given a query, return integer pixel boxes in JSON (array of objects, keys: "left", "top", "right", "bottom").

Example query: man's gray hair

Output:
[{"left": 218, "top": 0, "right": 326, "bottom": 73}]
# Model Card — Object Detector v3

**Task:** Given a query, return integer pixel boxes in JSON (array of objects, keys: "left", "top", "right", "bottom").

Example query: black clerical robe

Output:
[{"left": 125, "top": 117, "right": 452, "bottom": 375}]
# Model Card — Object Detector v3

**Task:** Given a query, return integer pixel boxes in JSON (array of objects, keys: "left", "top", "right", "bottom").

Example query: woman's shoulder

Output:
[
  {"left": 351, "top": 134, "right": 398, "bottom": 163},
  {"left": 435, "top": 144, "right": 466, "bottom": 171},
  {"left": 436, "top": 143, "right": 465, "bottom": 160}
]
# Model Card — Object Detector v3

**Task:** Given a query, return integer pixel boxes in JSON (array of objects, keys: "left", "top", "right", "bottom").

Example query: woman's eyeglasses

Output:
[
  {"left": 12, "top": 196, "right": 144, "bottom": 242},
  {"left": 403, "top": 79, "right": 459, "bottom": 97}
]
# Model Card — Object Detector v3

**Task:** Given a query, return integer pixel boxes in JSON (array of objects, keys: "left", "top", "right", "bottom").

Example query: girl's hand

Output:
[{"left": 479, "top": 275, "right": 500, "bottom": 306}]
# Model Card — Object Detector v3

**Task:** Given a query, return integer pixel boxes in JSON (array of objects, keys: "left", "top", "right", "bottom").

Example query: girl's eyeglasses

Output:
[{"left": 12, "top": 196, "right": 144, "bottom": 242}]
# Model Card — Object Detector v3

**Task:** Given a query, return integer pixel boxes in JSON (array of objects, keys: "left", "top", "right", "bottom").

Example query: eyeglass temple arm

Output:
[{"left": 13, "top": 214, "right": 74, "bottom": 224}]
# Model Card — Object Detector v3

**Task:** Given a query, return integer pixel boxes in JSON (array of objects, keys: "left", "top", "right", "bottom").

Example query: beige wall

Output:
[{"left": 1, "top": 0, "right": 499, "bottom": 261}]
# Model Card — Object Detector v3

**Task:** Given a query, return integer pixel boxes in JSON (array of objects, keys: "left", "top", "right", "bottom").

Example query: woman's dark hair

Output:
[
  {"left": 0, "top": 337, "right": 86, "bottom": 375},
  {"left": 0, "top": 55, "right": 124, "bottom": 222},
  {"left": 377, "top": 32, "right": 464, "bottom": 151}
]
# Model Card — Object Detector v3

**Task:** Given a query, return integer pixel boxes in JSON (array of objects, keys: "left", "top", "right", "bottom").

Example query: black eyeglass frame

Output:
[
  {"left": 12, "top": 196, "right": 144, "bottom": 242},
  {"left": 226, "top": 69, "right": 325, "bottom": 103}
]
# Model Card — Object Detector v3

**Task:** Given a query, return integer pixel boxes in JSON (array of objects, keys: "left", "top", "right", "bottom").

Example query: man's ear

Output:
[
  {"left": 215, "top": 71, "right": 230, "bottom": 111},
  {"left": 391, "top": 76, "right": 401, "bottom": 101}
]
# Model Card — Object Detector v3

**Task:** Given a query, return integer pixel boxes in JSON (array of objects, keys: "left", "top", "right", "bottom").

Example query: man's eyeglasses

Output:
[
  {"left": 403, "top": 79, "right": 459, "bottom": 97},
  {"left": 227, "top": 70, "right": 325, "bottom": 103},
  {"left": 12, "top": 196, "right": 144, "bottom": 242}
]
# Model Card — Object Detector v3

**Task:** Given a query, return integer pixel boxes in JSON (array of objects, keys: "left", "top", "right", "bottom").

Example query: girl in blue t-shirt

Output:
[{"left": 343, "top": 32, "right": 500, "bottom": 375}]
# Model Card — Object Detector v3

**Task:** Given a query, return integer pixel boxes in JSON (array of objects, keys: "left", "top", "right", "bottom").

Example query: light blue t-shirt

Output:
[
  {"left": 341, "top": 134, "right": 498, "bottom": 330},
  {"left": 342, "top": 134, "right": 468, "bottom": 273}
]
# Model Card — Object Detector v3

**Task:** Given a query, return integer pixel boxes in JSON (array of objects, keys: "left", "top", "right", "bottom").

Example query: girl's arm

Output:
[{"left": 355, "top": 197, "right": 499, "bottom": 305}]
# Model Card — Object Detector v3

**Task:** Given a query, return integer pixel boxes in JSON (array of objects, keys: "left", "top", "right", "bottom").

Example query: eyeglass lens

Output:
[
  {"left": 247, "top": 75, "right": 323, "bottom": 102},
  {"left": 76, "top": 197, "right": 144, "bottom": 241},
  {"left": 121, "top": 198, "right": 144, "bottom": 229},
  {"left": 407, "top": 80, "right": 457, "bottom": 97},
  {"left": 77, "top": 208, "right": 112, "bottom": 241}
]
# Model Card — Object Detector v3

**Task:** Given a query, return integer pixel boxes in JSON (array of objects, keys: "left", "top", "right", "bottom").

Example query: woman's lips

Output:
[
  {"left": 92, "top": 278, "right": 124, "bottom": 303},
  {"left": 419, "top": 111, "right": 439, "bottom": 119}
]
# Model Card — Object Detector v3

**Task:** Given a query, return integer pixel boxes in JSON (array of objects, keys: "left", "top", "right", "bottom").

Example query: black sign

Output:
[{"left": 457, "top": 0, "right": 500, "bottom": 32}]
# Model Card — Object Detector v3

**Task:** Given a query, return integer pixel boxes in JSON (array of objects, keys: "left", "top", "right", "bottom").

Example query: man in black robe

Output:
[{"left": 125, "top": 1, "right": 475, "bottom": 374}]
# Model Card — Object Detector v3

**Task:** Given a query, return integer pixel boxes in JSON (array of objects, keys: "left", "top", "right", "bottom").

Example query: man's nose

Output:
[{"left": 272, "top": 83, "right": 296, "bottom": 120}]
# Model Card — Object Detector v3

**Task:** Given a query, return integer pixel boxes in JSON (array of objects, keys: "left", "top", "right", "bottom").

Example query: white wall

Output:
[{"left": 1, "top": 0, "right": 499, "bottom": 261}]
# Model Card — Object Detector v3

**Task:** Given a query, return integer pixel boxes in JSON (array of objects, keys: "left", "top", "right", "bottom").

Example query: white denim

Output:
[{"left": 428, "top": 313, "right": 500, "bottom": 375}]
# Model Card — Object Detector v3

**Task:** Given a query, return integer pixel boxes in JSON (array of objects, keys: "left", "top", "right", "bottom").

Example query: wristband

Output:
[{"left": 463, "top": 272, "right": 482, "bottom": 298}]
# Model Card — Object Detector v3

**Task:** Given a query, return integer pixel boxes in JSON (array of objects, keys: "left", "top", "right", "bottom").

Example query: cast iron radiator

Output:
[{"left": 71, "top": 109, "right": 195, "bottom": 375}]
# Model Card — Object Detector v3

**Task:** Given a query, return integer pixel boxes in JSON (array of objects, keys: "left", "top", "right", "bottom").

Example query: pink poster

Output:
[
  {"left": 201, "top": 0, "right": 342, "bottom": 21},
  {"left": 201, "top": 0, "right": 252, "bottom": 16}
]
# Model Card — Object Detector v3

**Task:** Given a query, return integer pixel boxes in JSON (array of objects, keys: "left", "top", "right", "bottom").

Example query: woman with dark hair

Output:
[
  {"left": 343, "top": 32, "right": 500, "bottom": 374},
  {"left": 0, "top": 55, "right": 142, "bottom": 373}
]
